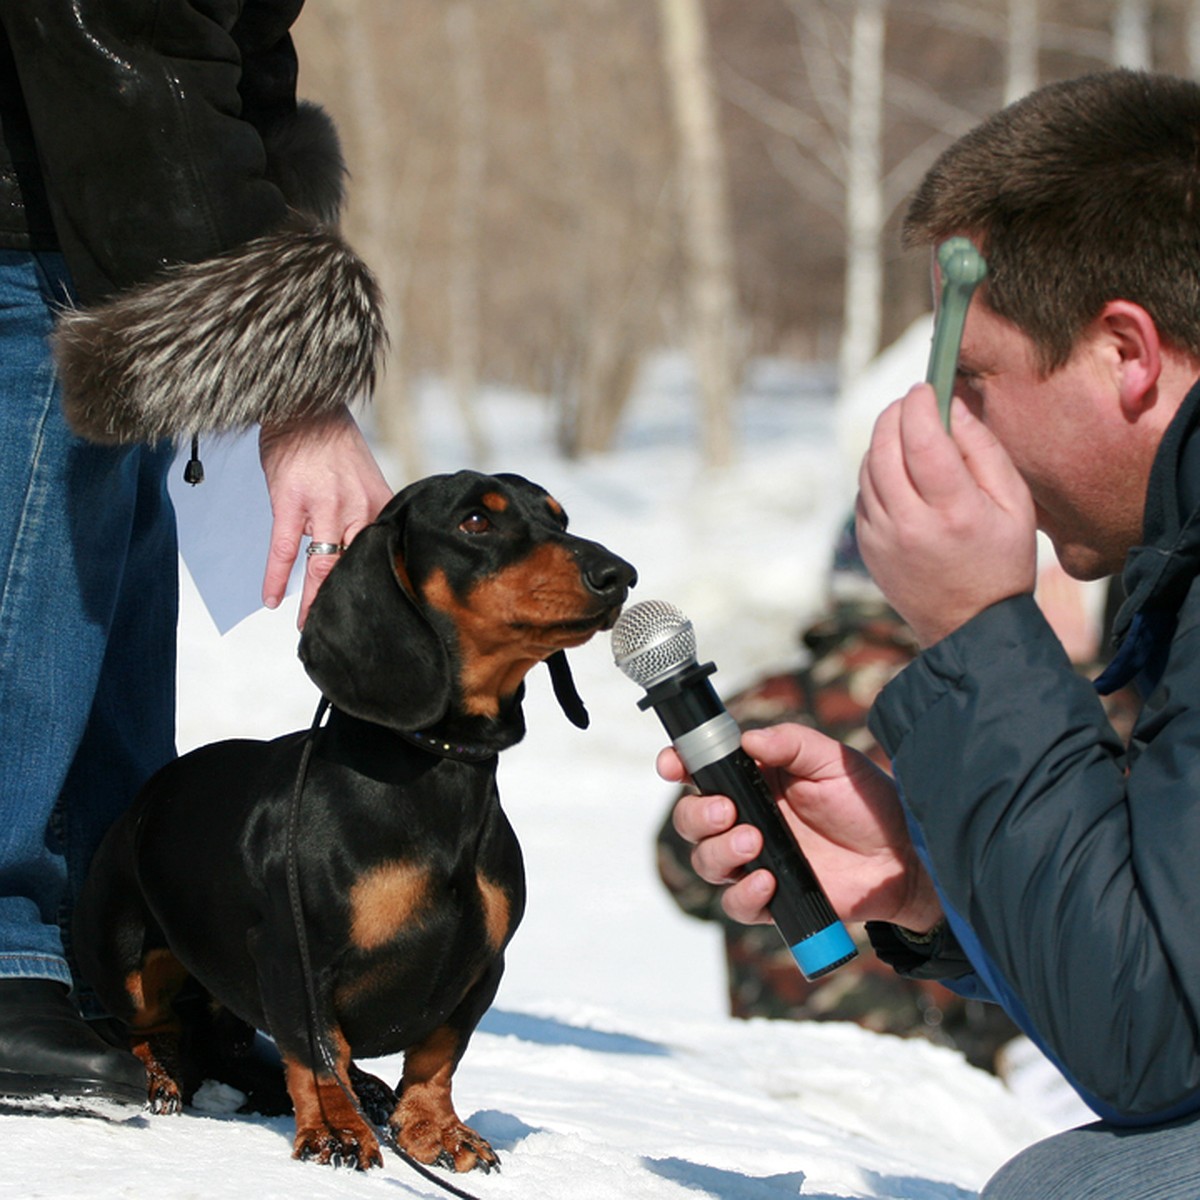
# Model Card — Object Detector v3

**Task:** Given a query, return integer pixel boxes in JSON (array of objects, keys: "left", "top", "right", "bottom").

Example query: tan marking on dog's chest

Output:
[{"left": 350, "top": 861, "right": 434, "bottom": 951}]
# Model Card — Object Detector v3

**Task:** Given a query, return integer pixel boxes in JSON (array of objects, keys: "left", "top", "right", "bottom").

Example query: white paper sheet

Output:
[{"left": 169, "top": 433, "right": 303, "bottom": 634}]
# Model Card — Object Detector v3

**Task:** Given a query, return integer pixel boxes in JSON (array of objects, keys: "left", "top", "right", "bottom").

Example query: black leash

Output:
[{"left": 285, "top": 698, "right": 486, "bottom": 1200}]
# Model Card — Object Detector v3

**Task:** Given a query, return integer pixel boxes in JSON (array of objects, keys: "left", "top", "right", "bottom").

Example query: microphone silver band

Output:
[{"left": 673, "top": 711, "right": 742, "bottom": 775}]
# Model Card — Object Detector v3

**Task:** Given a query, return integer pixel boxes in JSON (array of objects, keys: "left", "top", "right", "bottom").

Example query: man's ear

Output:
[{"left": 1098, "top": 300, "right": 1162, "bottom": 420}]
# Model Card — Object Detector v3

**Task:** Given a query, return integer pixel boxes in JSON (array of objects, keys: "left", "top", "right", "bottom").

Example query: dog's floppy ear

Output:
[
  {"left": 546, "top": 650, "right": 589, "bottom": 730},
  {"left": 298, "top": 521, "right": 452, "bottom": 731}
]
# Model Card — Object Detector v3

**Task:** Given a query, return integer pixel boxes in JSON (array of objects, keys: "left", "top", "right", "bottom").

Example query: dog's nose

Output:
[{"left": 583, "top": 554, "right": 637, "bottom": 600}]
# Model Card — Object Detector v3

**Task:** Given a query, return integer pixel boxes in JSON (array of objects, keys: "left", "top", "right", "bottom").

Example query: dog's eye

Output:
[{"left": 460, "top": 512, "right": 492, "bottom": 535}]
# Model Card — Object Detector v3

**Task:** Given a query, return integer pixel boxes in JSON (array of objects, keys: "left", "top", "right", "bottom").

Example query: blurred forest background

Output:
[{"left": 294, "top": 0, "right": 1200, "bottom": 473}]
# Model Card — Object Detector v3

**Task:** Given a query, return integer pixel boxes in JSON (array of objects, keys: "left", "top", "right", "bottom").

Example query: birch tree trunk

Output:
[
  {"left": 446, "top": 0, "right": 488, "bottom": 463},
  {"left": 1005, "top": 0, "right": 1039, "bottom": 103},
  {"left": 336, "top": 0, "right": 423, "bottom": 479},
  {"left": 539, "top": 0, "right": 592, "bottom": 454},
  {"left": 659, "top": 0, "right": 739, "bottom": 468},
  {"left": 1111, "top": 0, "right": 1152, "bottom": 68},
  {"left": 839, "top": 0, "right": 885, "bottom": 389},
  {"left": 1188, "top": 0, "right": 1200, "bottom": 77}
]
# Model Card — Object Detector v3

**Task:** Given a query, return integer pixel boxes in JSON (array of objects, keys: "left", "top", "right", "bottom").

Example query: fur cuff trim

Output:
[
  {"left": 53, "top": 221, "right": 386, "bottom": 445},
  {"left": 263, "top": 101, "right": 347, "bottom": 226}
]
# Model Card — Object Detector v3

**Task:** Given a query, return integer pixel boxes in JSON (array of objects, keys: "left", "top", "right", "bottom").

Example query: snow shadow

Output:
[
  {"left": 468, "top": 1108, "right": 540, "bottom": 1154},
  {"left": 644, "top": 1156, "right": 807, "bottom": 1197},
  {"left": 858, "top": 1170, "right": 977, "bottom": 1199},
  {"left": 646, "top": 1157, "right": 979, "bottom": 1199},
  {"left": 478, "top": 1008, "right": 670, "bottom": 1056}
]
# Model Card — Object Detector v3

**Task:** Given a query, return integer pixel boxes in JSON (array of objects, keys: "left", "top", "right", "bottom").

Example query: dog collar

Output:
[{"left": 399, "top": 728, "right": 499, "bottom": 763}]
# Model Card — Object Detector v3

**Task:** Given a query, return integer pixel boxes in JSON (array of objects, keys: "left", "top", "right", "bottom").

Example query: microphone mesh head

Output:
[{"left": 611, "top": 599, "right": 697, "bottom": 689}]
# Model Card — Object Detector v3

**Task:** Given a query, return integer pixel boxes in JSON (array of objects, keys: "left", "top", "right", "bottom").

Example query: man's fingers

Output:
[
  {"left": 858, "top": 397, "right": 902, "bottom": 512},
  {"left": 673, "top": 791, "right": 765, "bottom": 894},
  {"left": 689, "top": 820, "right": 763, "bottom": 888},
  {"left": 951, "top": 398, "right": 1033, "bottom": 513},
  {"left": 672, "top": 791, "right": 737, "bottom": 844},
  {"left": 897, "top": 383, "right": 974, "bottom": 506},
  {"left": 721, "top": 869, "right": 777, "bottom": 926},
  {"left": 656, "top": 746, "right": 687, "bottom": 784},
  {"left": 741, "top": 723, "right": 844, "bottom": 784}
]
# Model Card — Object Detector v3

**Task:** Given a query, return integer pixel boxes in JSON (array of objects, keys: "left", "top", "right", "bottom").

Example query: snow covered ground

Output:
[{"left": 3, "top": 350, "right": 1085, "bottom": 1198}]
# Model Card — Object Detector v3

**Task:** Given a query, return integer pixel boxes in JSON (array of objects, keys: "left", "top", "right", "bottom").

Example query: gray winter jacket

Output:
[{"left": 867, "top": 381, "right": 1200, "bottom": 1126}]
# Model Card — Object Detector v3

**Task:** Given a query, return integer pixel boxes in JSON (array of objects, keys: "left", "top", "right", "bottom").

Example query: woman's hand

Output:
[{"left": 258, "top": 406, "right": 393, "bottom": 626}]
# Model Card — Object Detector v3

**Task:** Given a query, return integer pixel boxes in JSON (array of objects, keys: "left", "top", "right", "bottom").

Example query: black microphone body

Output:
[
  {"left": 640, "top": 660, "right": 857, "bottom": 980},
  {"left": 613, "top": 600, "right": 857, "bottom": 981}
]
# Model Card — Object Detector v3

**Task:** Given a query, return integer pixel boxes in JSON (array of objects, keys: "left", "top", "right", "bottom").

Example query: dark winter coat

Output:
[
  {"left": 867, "top": 380, "right": 1200, "bottom": 1127},
  {"left": 0, "top": 1, "right": 384, "bottom": 444}
]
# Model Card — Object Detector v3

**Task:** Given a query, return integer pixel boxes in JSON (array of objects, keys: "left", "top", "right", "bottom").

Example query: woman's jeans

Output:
[{"left": 0, "top": 250, "right": 177, "bottom": 997}]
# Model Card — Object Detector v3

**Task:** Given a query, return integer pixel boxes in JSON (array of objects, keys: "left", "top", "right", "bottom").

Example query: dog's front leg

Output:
[
  {"left": 250, "top": 931, "right": 382, "bottom": 1170},
  {"left": 129, "top": 1030, "right": 185, "bottom": 1115},
  {"left": 389, "top": 1024, "right": 498, "bottom": 1173},
  {"left": 282, "top": 1027, "right": 383, "bottom": 1171}
]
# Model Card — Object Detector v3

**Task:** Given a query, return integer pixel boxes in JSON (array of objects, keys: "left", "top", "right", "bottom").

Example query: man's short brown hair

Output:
[{"left": 904, "top": 70, "right": 1200, "bottom": 373}]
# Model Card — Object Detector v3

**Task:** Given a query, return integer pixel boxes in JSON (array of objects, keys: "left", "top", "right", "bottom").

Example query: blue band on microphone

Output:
[{"left": 789, "top": 921, "right": 857, "bottom": 978}]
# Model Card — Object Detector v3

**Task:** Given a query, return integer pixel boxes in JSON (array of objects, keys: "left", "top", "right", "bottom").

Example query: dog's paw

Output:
[
  {"left": 391, "top": 1118, "right": 500, "bottom": 1174},
  {"left": 138, "top": 1054, "right": 183, "bottom": 1115},
  {"left": 146, "top": 1080, "right": 183, "bottom": 1116},
  {"left": 348, "top": 1062, "right": 397, "bottom": 1127},
  {"left": 293, "top": 1123, "right": 383, "bottom": 1171}
]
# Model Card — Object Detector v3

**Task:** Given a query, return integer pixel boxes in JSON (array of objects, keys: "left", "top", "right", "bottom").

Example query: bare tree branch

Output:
[{"left": 716, "top": 62, "right": 843, "bottom": 176}]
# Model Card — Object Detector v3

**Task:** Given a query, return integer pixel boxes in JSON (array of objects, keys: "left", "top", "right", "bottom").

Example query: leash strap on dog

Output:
[{"left": 285, "top": 697, "right": 486, "bottom": 1200}]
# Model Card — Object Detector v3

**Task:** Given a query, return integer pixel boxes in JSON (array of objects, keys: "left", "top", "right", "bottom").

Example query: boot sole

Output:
[{"left": 0, "top": 1073, "right": 146, "bottom": 1121}]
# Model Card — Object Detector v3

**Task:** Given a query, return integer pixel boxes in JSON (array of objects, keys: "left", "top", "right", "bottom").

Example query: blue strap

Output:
[{"left": 1094, "top": 609, "right": 1174, "bottom": 697}]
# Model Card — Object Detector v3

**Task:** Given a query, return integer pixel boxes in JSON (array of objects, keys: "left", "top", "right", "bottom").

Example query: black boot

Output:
[{"left": 0, "top": 978, "right": 146, "bottom": 1114}]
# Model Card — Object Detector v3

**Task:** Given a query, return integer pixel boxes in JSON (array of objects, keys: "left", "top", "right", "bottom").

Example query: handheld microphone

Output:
[{"left": 613, "top": 600, "right": 857, "bottom": 980}]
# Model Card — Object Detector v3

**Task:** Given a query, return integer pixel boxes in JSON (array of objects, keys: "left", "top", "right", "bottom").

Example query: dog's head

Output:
[{"left": 299, "top": 471, "right": 637, "bottom": 737}]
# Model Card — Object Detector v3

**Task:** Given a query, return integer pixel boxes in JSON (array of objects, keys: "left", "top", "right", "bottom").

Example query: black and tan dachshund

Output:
[{"left": 73, "top": 470, "right": 636, "bottom": 1172}]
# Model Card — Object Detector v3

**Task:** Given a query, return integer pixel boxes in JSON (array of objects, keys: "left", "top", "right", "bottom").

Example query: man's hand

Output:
[
  {"left": 855, "top": 384, "right": 1037, "bottom": 647},
  {"left": 258, "top": 406, "right": 393, "bottom": 626},
  {"left": 664, "top": 723, "right": 942, "bottom": 934}
]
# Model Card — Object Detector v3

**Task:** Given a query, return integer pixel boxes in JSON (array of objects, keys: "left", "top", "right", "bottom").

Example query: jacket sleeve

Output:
[
  {"left": 866, "top": 920, "right": 981, "bottom": 986},
  {"left": 0, "top": 2, "right": 385, "bottom": 444},
  {"left": 0, "top": 0, "right": 293, "bottom": 303},
  {"left": 869, "top": 591, "right": 1200, "bottom": 1124}
]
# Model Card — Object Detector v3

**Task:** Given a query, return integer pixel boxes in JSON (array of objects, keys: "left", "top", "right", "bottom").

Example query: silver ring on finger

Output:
[{"left": 306, "top": 540, "right": 346, "bottom": 558}]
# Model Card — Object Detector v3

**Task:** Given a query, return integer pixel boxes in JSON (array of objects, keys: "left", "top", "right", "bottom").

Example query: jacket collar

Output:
[{"left": 1095, "top": 377, "right": 1200, "bottom": 694}]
